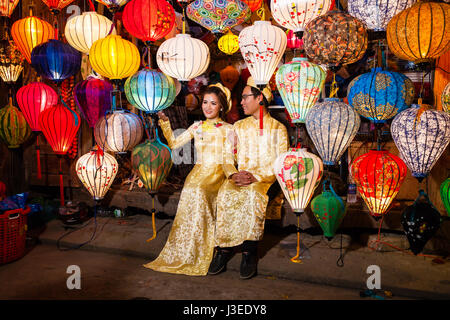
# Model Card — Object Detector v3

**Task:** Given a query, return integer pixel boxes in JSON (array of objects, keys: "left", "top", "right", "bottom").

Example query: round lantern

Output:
[
  {"left": 124, "top": 68, "right": 176, "bottom": 114},
  {"left": 303, "top": 10, "right": 368, "bottom": 69},
  {"left": 440, "top": 178, "right": 450, "bottom": 217},
  {"left": 122, "top": 0, "right": 176, "bottom": 45},
  {"left": 11, "top": 15, "right": 55, "bottom": 64},
  {"left": 275, "top": 57, "right": 326, "bottom": 123},
  {"left": 286, "top": 30, "right": 302, "bottom": 50},
  {"left": 73, "top": 76, "right": 113, "bottom": 128},
  {"left": 94, "top": 110, "right": 144, "bottom": 153},
  {"left": 41, "top": 0, "right": 76, "bottom": 13},
  {"left": 89, "top": 35, "right": 141, "bottom": 81},
  {"left": 218, "top": 31, "right": 239, "bottom": 56},
  {"left": 351, "top": 150, "right": 407, "bottom": 219},
  {"left": 31, "top": 40, "right": 81, "bottom": 83},
  {"left": 0, "top": 40, "right": 24, "bottom": 84},
  {"left": 76, "top": 147, "right": 118, "bottom": 201},
  {"left": 0, "top": 0, "right": 19, "bottom": 17},
  {"left": 220, "top": 65, "right": 240, "bottom": 90},
  {"left": 391, "top": 104, "right": 450, "bottom": 182},
  {"left": 0, "top": 99, "right": 31, "bottom": 148},
  {"left": 387, "top": 1, "right": 450, "bottom": 64},
  {"left": 186, "top": 0, "right": 251, "bottom": 34},
  {"left": 306, "top": 98, "right": 360, "bottom": 166},
  {"left": 442, "top": 82, "right": 450, "bottom": 114},
  {"left": 16, "top": 82, "right": 58, "bottom": 131},
  {"left": 347, "top": 67, "right": 415, "bottom": 123},
  {"left": 242, "top": 0, "right": 262, "bottom": 11},
  {"left": 271, "top": 0, "right": 334, "bottom": 33},
  {"left": 156, "top": 34, "right": 210, "bottom": 82},
  {"left": 239, "top": 20, "right": 287, "bottom": 86},
  {"left": 348, "top": 0, "right": 415, "bottom": 31},
  {"left": 64, "top": 11, "right": 116, "bottom": 54},
  {"left": 95, "top": 0, "right": 129, "bottom": 11}
]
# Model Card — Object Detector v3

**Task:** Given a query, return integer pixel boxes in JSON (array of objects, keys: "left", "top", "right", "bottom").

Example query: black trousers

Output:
[{"left": 241, "top": 240, "right": 258, "bottom": 255}]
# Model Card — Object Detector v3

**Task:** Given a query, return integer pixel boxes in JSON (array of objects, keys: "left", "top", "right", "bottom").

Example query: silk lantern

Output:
[
  {"left": 76, "top": 147, "right": 118, "bottom": 201},
  {"left": 41, "top": 0, "right": 76, "bottom": 13},
  {"left": 65, "top": 11, "right": 116, "bottom": 54},
  {"left": 387, "top": 1, "right": 450, "bottom": 64},
  {"left": 347, "top": 67, "right": 415, "bottom": 123},
  {"left": 95, "top": 0, "right": 129, "bottom": 11},
  {"left": 271, "top": 0, "right": 334, "bottom": 33},
  {"left": 440, "top": 178, "right": 450, "bottom": 217},
  {"left": 218, "top": 31, "right": 239, "bottom": 55},
  {"left": 0, "top": 40, "right": 24, "bottom": 84},
  {"left": 391, "top": 103, "right": 450, "bottom": 182},
  {"left": 442, "top": 82, "right": 450, "bottom": 114},
  {"left": 306, "top": 98, "right": 360, "bottom": 166},
  {"left": 0, "top": 98, "right": 31, "bottom": 148},
  {"left": 351, "top": 150, "right": 407, "bottom": 219},
  {"left": 156, "top": 34, "right": 210, "bottom": 81},
  {"left": 0, "top": 0, "right": 19, "bottom": 17},
  {"left": 242, "top": 0, "right": 262, "bottom": 11},
  {"left": 220, "top": 65, "right": 239, "bottom": 90},
  {"left": 286, "top": 30, "right": 302, "bottom": 50},
  {"left": 239, "top": 20, "right": 287, "bottom": 86}
]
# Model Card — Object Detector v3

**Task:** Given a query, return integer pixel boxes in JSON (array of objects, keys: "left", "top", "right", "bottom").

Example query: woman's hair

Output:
[
  {"left": 249, "top": 86, "right": 269, "bottom": 107},
  {"left": 203, "top": 85, "right": 229, "bottom": 120}
]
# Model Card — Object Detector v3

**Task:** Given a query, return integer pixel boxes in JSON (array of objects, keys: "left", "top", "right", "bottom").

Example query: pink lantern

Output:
[{"left": 286, "top": 30, "right": 302, "bottom": 49}]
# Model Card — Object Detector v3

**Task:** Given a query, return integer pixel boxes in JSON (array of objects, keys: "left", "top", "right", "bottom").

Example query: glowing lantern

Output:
[
  {"left": 305, "top": 98, "right": 360, "bottom": 166},
  {"left": 0, "top": 0, "right": 19, "bottom": 17},
  {"left": 76, "top": 147, "right": 118, "bottom": 201},
  {"left": 0, "top": 40, "right": 24, "bottom": 84},
  {"left": 351, "top": 150, "right": 407, "bottom": 219},
  {"left": 239, "top": 20, "right": 287, "bottom": 86},
  {"left": 220, "top": 65, "right": 239, "bottom": 90},
  {"left": 218, "top": 31, "right": 239, "bottom": 56},
  {"left": 64, "top": 11, "right": 116, "bottom": 54},
  {"left": 286, "top": 30, "right": 302, "bottom": 49},
  {"left": 271, "top": 0, "right": 334, "bottom": 32},
  {"left": 11, "top": 14, "right": 55, "bottom": 64},
  {"left": 124, "top": 68, "right": 176, "bottom": 114},
  {"left": 0, "top": 99, "right": 31, "bottom": 148},
  {"left": 391, "top": 103, "right": 450, "bottom": 182},
  {"left": 41, "top": 0, "right": 76, "bottom": 13},
  {"left": 89, "top": 35, "right": 140, "bottom": 81},
  {"left": 442, "top": 82, "right": 450, "bottom": 114},
  {"left": 31, "top": 40, "right": 81, "bottom": 83},
  {"left": 242, "top": 0, "right": 262, "bottom": 11},
  {"left": 386, "top": 1, "right": 450, "bottom": 64},
  {"left": 275, "top": 57, "right": 325, "bottom": 123},
  {"left": 441, "top": 178, "right": 450, "bottom": 217},
  {"left": 347, "top": 67, "right": 415, "bottom": 123},
  {"left": 303, "top": 10, "right": 368, "bottom": 69},
  {"left": 95, "top": 0, "right": 129, "bottom": 11},
  {"left": 156, "top": 34, "right": 210, "bottom": 81}
]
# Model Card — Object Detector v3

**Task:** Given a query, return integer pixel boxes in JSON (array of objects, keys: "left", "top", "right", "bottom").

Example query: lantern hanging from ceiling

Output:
[
  {"left": 218, "top": 31, "right": 239, "bottom": 56},
  {"left": 303, "top": 10, "right": 368, "bottom": 69},
  {"left": 286, "top": 30, "right": 302, "bottom": 50},
  {"left": 31, "top": 40, "right": 81, "bottom": 83},
  {"left": 442, "top": 82, "right": 450, "bottom": 114},
  {"left": 271, "top": 0, "right": 334, "bottom": 33},
  {"left": 0, "top": 40, "right": 24, "bottom": 84},
  {"left": 391, "top": 103, "right": 450, "bottom": 182},
  {"left": 275, "top": 57, "right": 326, "bottom": 123},
  {"left": 11, "top": 14, "right": 55, "bottom": 64},
  {"left": 73, "top": 75, "right": 113, "bottom": 128},
  {"left": 41, "top": 0, "right": 76, "bottom": 13},
  {"left": 186, "top": 0, "right": 251, "bottom": 34},
  {"left": 348, "top": 0, "right": 415, "bottom": 31},
  {"left": 306, "top": 98, "right": 360, "bottom": 166},
  {"left": 347, "top": 67, "right": 415, "bottom": 123},
  {"left": 0, "top": 0, "right": 19, "bottom": 17},
  {"left": 242, "top": 0, "right": 262, "bottom": 12},
  {"left": 156, "top": 34, "right": 210, "bottom": 82},
  {"left": 89, "top": 35, "right": 141, "bottom": 81},
  {"left": 0, "top": 99, "right": 31, "bottom": 148},
  {"left": 440, "top": 178, "right": 450, "bottom": 217},
  {"left": 64, "top": 11, "right": 116, "bottom": 54},
  {"left": 95, "top": 0, "right": 129, "bottom": 11},
  {"left": 220, "top": 65, "right": 239, "bottom": 90},
  {"left": 351, "top": 150, "right": 407, "bottom": 219},
  {"left": 122, "top": 0, "right": 176, "bottom": 45},
  {"left": 386, "top": 1, "right": 450, "bottom": 64},
  {"left": 94, "top": 110, "right": 144, "bottom": 153},
  {"left": 76, "top": 147, "right": 118, "bottom": 201},
  {"left": 239, "top": 20, "right": 287, "bottom": 86},
  {"left": 124, "top": 68, "right": 176, "bottom": 114}
]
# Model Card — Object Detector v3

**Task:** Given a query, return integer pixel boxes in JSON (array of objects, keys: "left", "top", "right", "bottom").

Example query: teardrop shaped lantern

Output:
[
  {"left": 271, "top": 0, "right": 334, "bottom": 33},
  {"left": 306, "top": 98, "right": 360, "bottom": 166},
  {"left": 386, "top": 1, "right": 450, "bottom": 64},
  {"left": 41, "top": 0, "right": 76, "bottom": 13},
  {"left": 64, "top": 11, "right": 116, "bottom": 54},
  {"left": 391, "top": 104, "right": 450, "bottom": 182},
  {"left": 218, "top": 31, "right": 239, "bottom": 56},
  {"left": 351, "top": 150, "right": 407, "bottom": 219},
  {"left": 440, "top": 178, "right": 450, "bottom": 217},
  {"left": 0, "top": 99, "right": 31, "bottom": 148},
  {"left": 275, "top": 57, "right": 326, "bottom": 123},
  {"left": 122, "top": 0, "right": 176, "bottom": 45},
  {"left": 239, "top": 20, "right": 287, "bottom": 86},
  {"left": 94, "top": 110, "right": 144, "bottom": 153},
  {"left": 0, "top": 40, "right": 24, "bottom": 84},
  {"left": 31, "top": 40, "right": 81, "bottom": 83},
  {"left": 156, "top": 34, "right": 210, "bottom": 81},
  {"left": 76, "top": 147, "right": 118, "bottom": 201},
  {"left": 124, "top": 68, "right": 176, "bottom": 114},
  {"left": 0, "top": 0, "right": 19, "bottom": 17},
  {"left": 89, "top": 35, "right": 141, "bottom": 81},
  {"left": 442, "top": 82, "right": 450, "bottom": 114},
  {"left": 347, "top": 67, "right": 415, "bottom": 123}
]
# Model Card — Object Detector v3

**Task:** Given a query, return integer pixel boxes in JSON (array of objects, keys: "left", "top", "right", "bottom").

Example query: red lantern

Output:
[
  {"left": 286, "top": 30, "right": 302, "bottom": 49},
  {"left": 41, "top": 0, "right": 75, "bottom": 13},
  {"left": 242, "top": 0, "right": 262, "bottom": 12}
]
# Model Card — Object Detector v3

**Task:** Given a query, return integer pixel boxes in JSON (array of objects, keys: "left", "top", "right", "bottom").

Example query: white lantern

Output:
[
  {"left": 271, "top": 0, "right": 333, "bottom": 33},
  {"left": 65, "top": 11, "right": 116, "bottom": 54},
  {"left": 76, "top": 148, "right": 118, "bottom": 201},
  {"left": 156, "top": 34, "right": 210, "bottom": 82},
  {"left": 238, "top": 20, "right": 287, "bottom": 86}
]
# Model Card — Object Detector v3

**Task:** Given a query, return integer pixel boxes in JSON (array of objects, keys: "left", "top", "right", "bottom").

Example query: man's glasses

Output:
[{"left": 241, "top": 93, "right": 256, "bottom": 100}]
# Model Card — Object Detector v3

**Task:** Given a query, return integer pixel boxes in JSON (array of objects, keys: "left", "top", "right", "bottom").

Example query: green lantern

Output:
[
  {"left": 311, "top": 180, "right": 346, "bottom": 240},
  {"left": 440, "top": 178, "right": 450, "bottom": 217},
  {"left": 0, "top": 98, "right": 31, "bottom": 148}
]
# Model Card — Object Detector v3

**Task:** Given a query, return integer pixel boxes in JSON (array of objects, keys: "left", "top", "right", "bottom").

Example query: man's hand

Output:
[{"left": 230, "top": 171, "right": 257, "bottom": 187}]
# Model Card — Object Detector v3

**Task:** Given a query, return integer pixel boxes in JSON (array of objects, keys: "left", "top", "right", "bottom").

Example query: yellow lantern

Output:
[
  {"left": 218, "top": 31, "right": 239, "bottom": 55},
  {"left": 387, "top": 1, "right": 450, "bottom": 64},
  {"left": 89, "top": 35, "right": 140, "bottom": 81}
]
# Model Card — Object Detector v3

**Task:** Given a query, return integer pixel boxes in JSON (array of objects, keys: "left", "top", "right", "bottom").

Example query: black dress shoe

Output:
[
  {"left": 239, "top": 252, "right": 257, "bottom": 280},
  {"left": 208, "top": 249, "right": 233, "bottom": 275}
]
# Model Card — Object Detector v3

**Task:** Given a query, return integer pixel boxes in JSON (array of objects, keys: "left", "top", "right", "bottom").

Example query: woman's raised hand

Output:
[{"left": 157, "top": 111, "right": 169, "bottom": 121}]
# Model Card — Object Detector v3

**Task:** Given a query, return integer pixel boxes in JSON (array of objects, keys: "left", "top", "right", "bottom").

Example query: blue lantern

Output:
[
  {"left": 347, "top": 67, "right": 415, "bottom": 123},
  {"left": 31, "top": 39, "right": 81, "bottom": 83},
  {"left": 124, "top": 68, "right": 176, "bottom": 114}
]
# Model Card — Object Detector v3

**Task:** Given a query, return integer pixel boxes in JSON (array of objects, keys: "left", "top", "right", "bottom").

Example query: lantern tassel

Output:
[
  {"left": 329, "top": 73, "right": 339, "bottom": 98},
  {"left": 259, "top": 104, "right": 263, "bottom": 136},
  {"left": 87, "top": 0, "right": 96, "bottom": 11},
  {"left": 36, "top": 135, "right": 41, "bottom": 179},
  {"left": 146, "top": 195, "right": 157, "bottom": 242},
  {"left": 290, "top": 214, "right": 303, "bottom": 264},
  {"left": 59, "top": 156, "right": 64, "bottom": 207}
]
